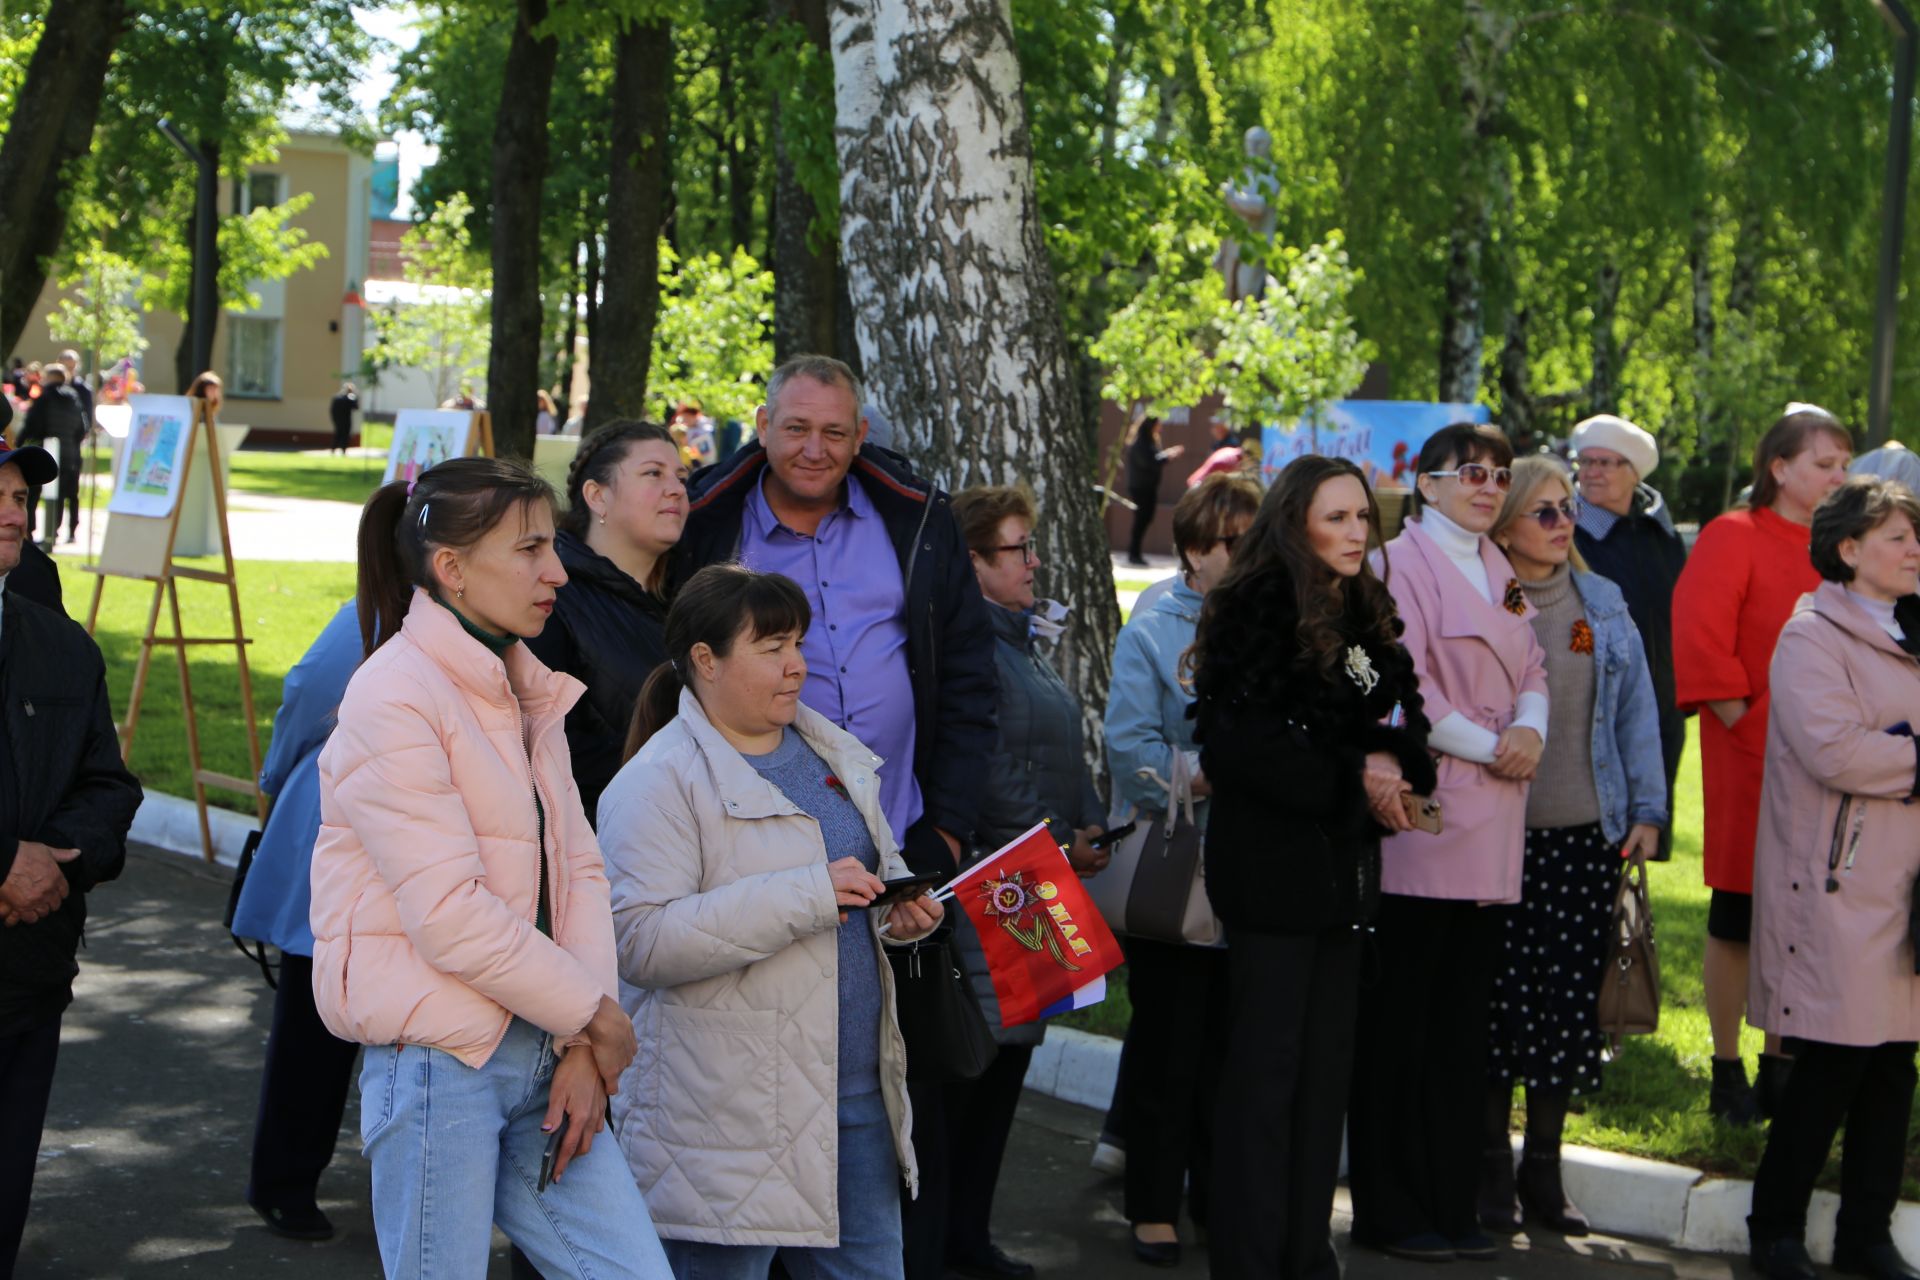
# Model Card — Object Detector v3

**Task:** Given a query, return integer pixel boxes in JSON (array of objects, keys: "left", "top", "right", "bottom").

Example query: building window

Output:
[
  {"left": 245, "top": 172, "right": 280, "bottom": 213},
  {"left": 228, "top": 316, "right": 281, "bottom": 398}
]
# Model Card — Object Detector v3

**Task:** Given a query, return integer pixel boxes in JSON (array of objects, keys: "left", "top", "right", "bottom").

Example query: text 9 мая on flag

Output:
[{"left": 947, "top": 822, "right": 1123, "bottom": 1027}]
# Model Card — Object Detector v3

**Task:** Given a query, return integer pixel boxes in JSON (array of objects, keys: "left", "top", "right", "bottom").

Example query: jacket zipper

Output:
[{"left": 516, "top": 707, "right": 549, "bottom": 932}]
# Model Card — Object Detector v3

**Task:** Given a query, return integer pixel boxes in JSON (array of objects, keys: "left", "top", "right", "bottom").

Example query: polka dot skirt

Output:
[{"left": 1487, "top": 820, "right": 1616, "bottom": 1096}]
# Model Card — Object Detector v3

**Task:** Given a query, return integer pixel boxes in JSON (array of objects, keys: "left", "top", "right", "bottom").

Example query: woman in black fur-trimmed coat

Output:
[{"left": 1190, "top": 456, "right": 1434, "bottom": 1280}]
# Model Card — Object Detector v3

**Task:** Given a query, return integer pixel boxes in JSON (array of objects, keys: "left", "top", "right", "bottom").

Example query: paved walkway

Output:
[{"left": 19, "top": 844, "right": 1746, "bottom": 1278}]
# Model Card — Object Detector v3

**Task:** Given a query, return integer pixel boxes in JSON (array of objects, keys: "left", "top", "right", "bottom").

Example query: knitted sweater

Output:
[{"left": 1521, "top": 565, "right": 1601, "bottom": 829}]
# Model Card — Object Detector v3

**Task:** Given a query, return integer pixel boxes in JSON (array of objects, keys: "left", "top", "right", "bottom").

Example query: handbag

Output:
[
  {"left": 1089, "top": 750, "right": 1223, "bottom": 947},
  {"left": 224, "top": 828, "right": 279, "bottom": 989},
  {"left": 885, "top": 929, "right": 998, "bottom": 1083},
  {"left": 1596, "top": 857, "right": 1659, "bottom": 1047}
]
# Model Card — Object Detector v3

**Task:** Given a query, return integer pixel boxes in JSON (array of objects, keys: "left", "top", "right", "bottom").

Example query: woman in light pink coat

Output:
[
  {"left": 1350, "top": 423, "right": 1549, "bottom": 1264},
  {"left": 1747, "top": 478, "right": 1920, "bottom": 1280},
  {"left": 310, "top": 458, "right": 670, "bottom": 1280}
]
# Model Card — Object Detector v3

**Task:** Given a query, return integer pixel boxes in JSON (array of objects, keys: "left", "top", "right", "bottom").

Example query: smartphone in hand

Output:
[
  {"left": 869, "top": 872, "right": 945, "bottom": 911},
  {"left": 539, "top": 1114, "right": 570, "bottom": 1193}
]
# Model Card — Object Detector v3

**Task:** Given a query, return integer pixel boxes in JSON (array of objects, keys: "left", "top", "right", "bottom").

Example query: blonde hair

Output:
[{"left": 1492, "top": 455, "right": 1589, "bottom": 573}]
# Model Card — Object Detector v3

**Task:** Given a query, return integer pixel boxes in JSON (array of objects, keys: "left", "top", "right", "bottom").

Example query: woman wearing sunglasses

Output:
[
  {"left": 1476, "top": 456, "right": 1667, "bottom": 1236},
  {"left": 1348, "top": 422, "right": 1548, "bottom": 1264}
]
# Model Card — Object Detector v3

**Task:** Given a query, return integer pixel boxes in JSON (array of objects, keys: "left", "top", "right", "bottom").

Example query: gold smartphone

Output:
[{"left": 1401, "top": 793, "right": 1443, "bottom": 835}]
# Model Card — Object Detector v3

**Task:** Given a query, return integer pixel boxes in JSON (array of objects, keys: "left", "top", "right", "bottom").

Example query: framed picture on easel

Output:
[
  {"left": 384, "top": 408, "right": 490, "bottom": 484},
  {"left": 110, "top": 394, "right": 195, "bottom": 518}
]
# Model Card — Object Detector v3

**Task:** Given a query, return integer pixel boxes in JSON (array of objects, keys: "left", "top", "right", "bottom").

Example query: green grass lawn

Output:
[
  {"left": 226, "top": 449, "right": 389, "bottom": 507},
  {"left": 77, "top": 557, "right": 357, "bottom": 809}
]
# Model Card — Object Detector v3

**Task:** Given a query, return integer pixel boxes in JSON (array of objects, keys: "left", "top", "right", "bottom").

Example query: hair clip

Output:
[{"left": 417, "top": 501, "right": 431, "bottom": 529}]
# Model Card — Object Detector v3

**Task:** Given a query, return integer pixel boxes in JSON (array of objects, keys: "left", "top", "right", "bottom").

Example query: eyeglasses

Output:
[
  {"left": 1521, "top": 499, "right": 1577, "bottom": 529},
  {"left": 1216, "top": 534, "right": 1240, "bottom": 554},
  {"left": 1574, "top": 454, "right": 1630, "bottom": 473},
  {"left": 987, "top": 540, "right": 1038, "bottom": 565},
  {"left": 1426, "top": 463, "right": 1513, "bottom": 491}
]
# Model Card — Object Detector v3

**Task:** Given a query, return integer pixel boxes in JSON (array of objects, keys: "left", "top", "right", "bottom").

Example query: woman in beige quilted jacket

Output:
[{"left": 598, "top": 564, "right": 944, "bottom": 1280}]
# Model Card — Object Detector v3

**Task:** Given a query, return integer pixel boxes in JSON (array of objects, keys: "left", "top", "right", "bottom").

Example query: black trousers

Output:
[
  {"left": 1749, "top": 1038, "right": 1918, "bottom": 1248},
  {"left": 1122, "top": 939, "right": 1228, "bottom": 1227},
  {"left": 246, "top": 955, "right": 360, "bottom": 1213},
  {"left": 901, "top": 1077, "right": 950, "bottom": 1280},
  {"left": 1127, "top": 485, "right": 1159, "bottom": 561},
  {"left": 1347, "top": 895, "right": 1501, "bottom": 1246},
  {"left": 331, "top": 414, "right": 352, "bottom": 452},
  {"left": 0, "top": 1015, "right": 62, "bottom": 1276},
  {"left": 945, "top": 1044, "right": 1035, "bottom": 1259},
  {"left": 1209, "top": 928, "right": 1360, "bottom": 1280}
]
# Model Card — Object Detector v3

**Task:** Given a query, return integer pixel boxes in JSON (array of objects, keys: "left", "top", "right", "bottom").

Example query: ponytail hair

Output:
[
  {"left": 561, "top": 419, "right": 677, "bottom": 539},
  {"left": 354, "top": 456, "right": 558, "bottom": 657},
  {"left": 621, "top": 564, "right": 812, "bottom": 760}
]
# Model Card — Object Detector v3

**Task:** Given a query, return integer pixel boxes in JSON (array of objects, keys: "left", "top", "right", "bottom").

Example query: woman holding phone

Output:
[
  {"left": 1189, "top": 455, "right": 1433, "bottom": 1278},
  {"left": 598, "top": 564, "right": 942, "bottom": 1279}
]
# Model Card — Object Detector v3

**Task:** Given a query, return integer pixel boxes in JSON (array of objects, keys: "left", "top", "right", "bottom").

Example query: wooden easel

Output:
[{"left": 83, "top": 396, "right": 266, "bottom": 861}]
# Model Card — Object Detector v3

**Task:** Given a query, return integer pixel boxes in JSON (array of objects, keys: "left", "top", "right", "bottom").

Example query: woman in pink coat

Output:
[
  {"left": 1747, "top": 478, "right": 1920, "bottom": 1280},
  {"left": 310, "top": 458, "right": 671, "bottom": 1280},
  {"left": 1350, "top": 423, "right": 1549, "bottom": 1264}
]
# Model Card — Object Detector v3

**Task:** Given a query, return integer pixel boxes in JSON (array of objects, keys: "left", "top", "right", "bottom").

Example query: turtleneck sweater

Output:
[
  {"left": 1847, "top": 589, "right": 1904, "bottom": 641},
  {"left": 1519, "top": 564, "right": 1601, "bottom": 828},
  {"left": 1412, "top": 509, "right": 1551, "bottom": 763}
]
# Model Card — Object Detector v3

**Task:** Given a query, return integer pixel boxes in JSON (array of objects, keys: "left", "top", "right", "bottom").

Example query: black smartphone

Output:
[
  {"left": 1087, "top": 821, "right": 1138, "bottom": 850},
  {"left": 869, "top": 872, "right": 944, "bottom": 910},
  {"left": 538, "top": 1114, "right": 569, "bottom": 1193}
]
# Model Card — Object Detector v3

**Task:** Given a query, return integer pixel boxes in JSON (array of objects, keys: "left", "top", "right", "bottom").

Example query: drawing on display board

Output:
[
  {"left": 108, "top": 395, "right": 195, "bottom": 518},
  {"left": 383, "top": 409, "right": 475, "bottom": 484}
]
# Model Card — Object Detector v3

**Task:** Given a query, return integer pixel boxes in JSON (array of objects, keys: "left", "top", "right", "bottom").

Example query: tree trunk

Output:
[
  {"left": 0, "top": 0, "right": 128, "bottom": 358},
  {"left": 556, "top": 255, "right": 578, "bottom": 409},
  {"left": 173, "top": 136, "right": 222, "bottom": 392},
  {"left": 582, "top": 220, "right": 601, "bottom": 401},
  {"left": 1588, "top": 255, "right": 1621, "bottom": 415},
  {"left": 832, "top": 0, "right": 1120, "bottom": 741},
  {"left": 1690, "top": 208, "right": 1715, "bottom": 462},
  {"left": 590, "top": 17, "right": 673, "bottom": 431},
  {"left": 1498, "top": 304, "right": 1533, "bottom": 448},
  {"left": 1435, "top": 1, "right": 1514, "bottom": 404},
  {"left": 770, "top": 0, "right": 839, "bottom": 362},
  {"left": 485, "top": 0, "right": 560, "bottom": 460},
  {"left": 1719, "top": 208, "right": 1763, "bottom": 511},
  {"left": 719, "top": 45, "right": 757, "bottom": 252}
]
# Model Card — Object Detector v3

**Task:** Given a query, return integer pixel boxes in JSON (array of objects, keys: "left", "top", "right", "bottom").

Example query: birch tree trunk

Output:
[
  {"left": 590, "top": 16, "right": 673, "bottom": 431},
  {"left": 1436, "top": 0, "right": 1515, "bottom": 403},
  {"left": 0, "top": 0, "right": 127, "bottom": 358},
  {"left": 831, "top": 0, "right": 1120, "bottom": 736},
  {"left": 486, "top": 0, "right": 559, "bottom": 459},
  {"left": 1588, "top": 256, "right": 1621, "bottom": 415}
]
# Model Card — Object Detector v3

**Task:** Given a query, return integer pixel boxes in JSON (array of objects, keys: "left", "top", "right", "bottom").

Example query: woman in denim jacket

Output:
[{"left": 1478, "top": 455, "right": 1668, "bottom": 1237}]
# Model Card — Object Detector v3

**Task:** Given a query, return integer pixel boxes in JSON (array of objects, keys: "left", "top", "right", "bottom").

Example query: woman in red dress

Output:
[{"left": 1673, "top": 407, "right": 1852, "bottom": 1123}]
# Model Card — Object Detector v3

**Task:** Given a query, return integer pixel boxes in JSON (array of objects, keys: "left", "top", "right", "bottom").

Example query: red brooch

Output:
[
  {"left": 825, "top": 774, "right": 851, "bottom": 802},
  {"left": 1502, "top": 578, "right": 1527, "bottom": 616},
  {"left": 1570, "top": 619, "right": 1594, "bottom": 654}
]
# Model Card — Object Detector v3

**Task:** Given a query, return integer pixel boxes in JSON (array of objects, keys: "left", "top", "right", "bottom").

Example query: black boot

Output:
[
  {"left": 1756, "top": 1053, "right": 1795, "bottom": 1122},
  {"left": 1833, "top": 1240, "right": 1920, "bottom": 1280},
  {"left": 1710, "top": 1056, "right": 1759, "bottom": 1125},
  {"left": 1750, "top": 1237, "right": 1819, "bottom": 1280},
  {"left": 1478, "top": 1085, "right": 1521, "bottom": 1233},
  {"left": 1517, "top": 1090, "right": 1589, "bottom": 1236}
]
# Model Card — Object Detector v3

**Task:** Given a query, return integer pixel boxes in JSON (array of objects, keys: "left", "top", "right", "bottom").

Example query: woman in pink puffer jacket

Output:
[{"left": 309, "top": 458, "right": 670, "bottom": 1280}]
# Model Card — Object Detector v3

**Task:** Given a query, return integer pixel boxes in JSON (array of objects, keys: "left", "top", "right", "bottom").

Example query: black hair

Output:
[
  {"left": 1408, "top": 422, "right": 1514, "bottom": 516},
  {"left": 354, "top": 457, "right": 557, "bottom": 657},
  {"left": 624, "top": 565, "right": 813, "bottom": 760},
  {"left": 1810, "top": 476, "right": 1920, "bottom": 585}
]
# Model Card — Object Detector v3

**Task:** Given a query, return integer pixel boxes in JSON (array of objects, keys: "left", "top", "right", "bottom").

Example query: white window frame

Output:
[{"left": 227, "top": 315, "right": 284, "bottom": 400}]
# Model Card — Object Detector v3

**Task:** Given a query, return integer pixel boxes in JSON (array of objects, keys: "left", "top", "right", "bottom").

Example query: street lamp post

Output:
[
  {"left": 156, "top": 118, "right": 217, "bottom": 380},
  {"left": 1869, "top": 0, "right": 1918, "bottom": 448}
]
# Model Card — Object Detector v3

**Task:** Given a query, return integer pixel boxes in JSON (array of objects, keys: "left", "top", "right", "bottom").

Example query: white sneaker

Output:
[{"left": 1090, "top": 1139, "right": 1126, "bottom": 1177}]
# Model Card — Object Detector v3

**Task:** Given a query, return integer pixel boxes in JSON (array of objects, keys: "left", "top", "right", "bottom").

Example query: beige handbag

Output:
[
  {"left": 1089, "top": 751, "right": 1223, "bottom": 948},
  {"left": 1597, "top": 858, "right": 1660, "bottom": 1047}
]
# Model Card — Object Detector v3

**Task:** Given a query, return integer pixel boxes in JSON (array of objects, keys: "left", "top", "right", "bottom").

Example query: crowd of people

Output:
[{"left": 9, "top": 346, "right": 1920, "bottom": 1280}]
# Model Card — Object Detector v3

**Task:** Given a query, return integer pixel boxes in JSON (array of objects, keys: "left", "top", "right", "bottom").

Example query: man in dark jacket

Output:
[
  {"left": 1570, "top": 414, "right": 1688, "bottom": 861},
  {"left": 675, "top": 354, "right": 997, "bottom": 877},
  {"left": 0, "top": 441, "right": 141, "bottom": 1272},
  {"left": 675, "top": 355, "right": 998, "bottom": 1280},
  {"left": 18, "top": 364, "right": 87, "bottom": 546}
]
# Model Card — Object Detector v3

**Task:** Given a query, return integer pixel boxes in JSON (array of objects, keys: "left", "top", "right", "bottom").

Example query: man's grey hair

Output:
[
  {"left": 1851, "top": 442, "right": 1920, "bottom": 492},
  {"left": 764, "top": 354, "right": 863, "bottom": 423}
]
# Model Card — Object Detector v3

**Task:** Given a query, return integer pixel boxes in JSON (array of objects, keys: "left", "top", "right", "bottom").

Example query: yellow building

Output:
[{"left": 22, "top": 128, "right": 373, "bottom": 443}]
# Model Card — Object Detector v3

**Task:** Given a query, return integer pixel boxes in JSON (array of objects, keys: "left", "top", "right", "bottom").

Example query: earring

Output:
[
  {"left": 455, "top": 588, "right": 464, "bottom": 599},
  {"left": 598, "top": 515, "right": 606, "bottom": 525}
]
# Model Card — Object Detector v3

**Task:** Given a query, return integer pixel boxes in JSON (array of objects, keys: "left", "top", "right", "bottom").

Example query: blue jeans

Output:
[
  {"left": 360, "top": 1017, "right": 672, "bottom": 1280},
  {"left": 661, "top": 1090, "right": 904, "bottom": 1280}
]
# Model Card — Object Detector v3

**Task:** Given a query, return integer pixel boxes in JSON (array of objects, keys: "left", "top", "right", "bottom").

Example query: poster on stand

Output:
[
  {"left": 383, "top": 409, "right": 474, "bottom": 484},
  {"left": 108, "top": 395, "right": 195, "bottom": 518},
  {"left": 1261, "top": 401, "right": 1492, "bottom": 490}
]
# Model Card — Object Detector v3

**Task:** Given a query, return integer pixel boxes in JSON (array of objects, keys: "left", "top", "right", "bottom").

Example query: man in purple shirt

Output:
[{"left": 676, "top": 355, "right": 997, "bottom": 878}]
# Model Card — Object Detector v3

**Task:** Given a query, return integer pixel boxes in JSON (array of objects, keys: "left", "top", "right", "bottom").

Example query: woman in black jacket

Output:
[
  {"left": 1125, "top": 415, "right": 1184, "bottom": 566},
  {"left": 1190, "top": 455, "right": 1433, "bottom": 1280},
  {"left": 526, "top": 420, "right": 687, "bottom": 823}
]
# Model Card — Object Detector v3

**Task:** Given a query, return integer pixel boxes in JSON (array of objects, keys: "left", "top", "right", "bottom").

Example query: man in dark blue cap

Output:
[{"left": 0, "top": 440, "right": 141, "bottom": 1273}]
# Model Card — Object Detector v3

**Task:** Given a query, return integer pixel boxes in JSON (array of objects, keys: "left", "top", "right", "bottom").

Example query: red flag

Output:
[{"left": 947, "top": 822, "right": 1124, "bottom": 1027}]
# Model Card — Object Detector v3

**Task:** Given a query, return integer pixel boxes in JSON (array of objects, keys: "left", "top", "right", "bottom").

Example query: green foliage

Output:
[
  {"left": 648, "top": 240, "right": 773, "bottom": 423},
  {"left": 137, "top": 193, "right": 331, "bottom": 317},
  {"left": 362, "top": 194, "right": 492, "bottom": 408},
  {"left": 47, "top": 246, "right": 148, "bottom": 366}
]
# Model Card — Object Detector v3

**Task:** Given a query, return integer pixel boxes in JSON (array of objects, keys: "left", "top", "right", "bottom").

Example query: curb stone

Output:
[
  {"left": 130, "top": 789, "right": 253, "bottom": 869},
  {"left": 1028, "top": 1026, "right": 1920, "bottom": 1263}
]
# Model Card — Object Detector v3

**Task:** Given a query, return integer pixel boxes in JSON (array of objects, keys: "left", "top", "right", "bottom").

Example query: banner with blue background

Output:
[{"left": 1261, "top": 400, "right": 1492, "bottom": 490}]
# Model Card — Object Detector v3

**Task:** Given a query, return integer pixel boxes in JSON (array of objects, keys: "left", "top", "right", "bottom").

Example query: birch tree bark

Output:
[
  {"left": 1436, "top": 0, "right": 1515, "bottom": 403},
  {"left": 830, "top": 0, "right": 1120, "bottom": 731}
]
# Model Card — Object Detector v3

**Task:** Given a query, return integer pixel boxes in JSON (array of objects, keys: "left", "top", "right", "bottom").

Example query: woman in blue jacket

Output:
[
  {"left": 231, "top": 601, "right": 364, "bottom": 1240},
  {"left": 1479, "top": 456, "right": 1668, "bottom": 1236}
]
